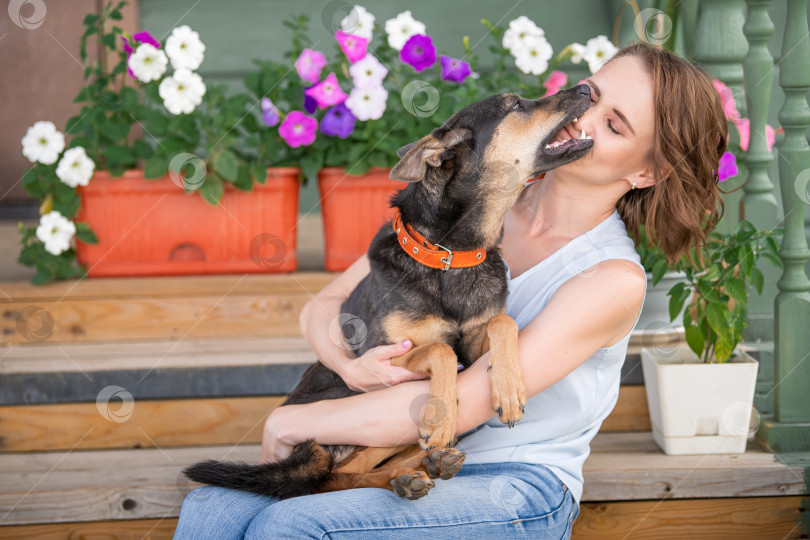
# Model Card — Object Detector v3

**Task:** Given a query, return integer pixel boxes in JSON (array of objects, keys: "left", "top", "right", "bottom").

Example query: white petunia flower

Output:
[
  {"left": 349, "top": 54, "right": 388, "bottom": 88},
  {"left": 21, "top": 121, "right": 65, "bottom": 165},
  {"left": 128, "top": 43, "right": 169, "bottom": 82},
  {"left": 165, "top": 25, "right": 206, "bottom": 71},
  {"left": 502, "top": 16, "right": 544, "bottom": 54},
  {"left": 159, "top": 68, "right": 206, "bottom": 115},
  {"left": 513, "top": 35, "right": 553, "bottom": 75},
  {"left": 384, "top": 11, "right": 426, "bottom": 51},
  {"left": 345, "top": 84, "right": 388, "bottom": 121},
  {"left": 55, "top": 147, "right": 95, "bottom": 188},
  {"left": 36, "top": 211, "right": 76, "bottom": 256},
  {"left": 341, "top": 5, "right": 375, "bottom": 41},
  {"left": 568, "top": 42, "right": 586, "bottom": 64},
  {"left": 583, "top": 35, "right": 618, "bottom": 73}
]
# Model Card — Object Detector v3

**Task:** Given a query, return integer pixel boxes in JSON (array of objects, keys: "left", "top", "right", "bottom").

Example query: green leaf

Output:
[
  {"left": 214, "top": 150, "right": 239, "bottom": 182},
  {"left": 651, "top": 258, "right": 668, "bottom": 285},
  {"left": 100, "top": 120, "right": 130, "bottom": 141},
  {"left": 83, "top": 13, "right": 100, "bottom": 25},
  {"left": 761, "top": 252, "right": 783, "bottom": 269},
  {"left": 299, "top": 154, "right": 322, "bottom": 183},
  {"left": 251, "top": 163, "right": 268, "bottom": 185},
  {"left": 75, "top": 222, "right": 99, "bottom": 244},
  {"left": 144, "top": 111, "right": 168, "bottom": 136},
  {"left": 103, "top": 145, "right": 134, "bottom": 166},
  {"left": 101, "top": 33, "right": 117, "bottom": 49},
  {"left": 684, "top": 324, "right": 705, "bottom": 358},
  {"left": 199, "top": 173, "right": 224, "bottom": 206},
  {"left": 714, "top": 332, "right": 733, "bottom": 363},
  {"left": 750, "top": 267, "right": 764, "bottom": 295},
  {"left": 724, "top": 277, "right": 747, "bottom": 304},
  {"left": 232, "top": 164, "right": 253, "bottom": 191},
  {"left": 144, "top": 154, "right": 168, "bottom": 179},
  {"left": 705, "top": 303, "right": 730, "bottom": 336}
]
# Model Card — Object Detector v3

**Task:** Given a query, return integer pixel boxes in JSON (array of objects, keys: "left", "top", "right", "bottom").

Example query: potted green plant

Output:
[
  {"left": 634, "top": 224, "right": 689, "bottom": 332},
  {"left": 640, "top": 219, "right": 783, "bottom": 455},
  {"left": 17, "top": 1, "right": 299, "bottom": 283}
]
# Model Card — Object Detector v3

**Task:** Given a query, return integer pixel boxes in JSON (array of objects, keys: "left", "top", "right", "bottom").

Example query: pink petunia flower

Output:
[
  {"left": 279, "top": 111, "right": 317, "bottom": 147},
  {"left": 734, "top": 118, "right": 776, "bottom": 153},
  {"left": 295, "top": 49, "right": 327, "bottom": 84},
  {"left": 717, "top": 151, "right": 738, "bottom": 182},
  {"left": 335, "top": 30, "right": 368, "bottom": 63},
  {"left": 303, "top": 73, "right": 348, "bottom": 109},
  {"left": 713, "top": 79, "right": 741, "bottom": 122},
  {"left": 543, "top": 70, "right": 568, "bottom": 97}
]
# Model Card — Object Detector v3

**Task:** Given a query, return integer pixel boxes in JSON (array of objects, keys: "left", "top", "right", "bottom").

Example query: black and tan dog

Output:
[{"left": 184, "top": 84, "right": 594, "bottom": 500}]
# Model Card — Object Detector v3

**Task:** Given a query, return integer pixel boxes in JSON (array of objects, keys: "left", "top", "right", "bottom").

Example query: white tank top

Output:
[{"left": 454, "top": 207, "right": 646, "bottom": 506}]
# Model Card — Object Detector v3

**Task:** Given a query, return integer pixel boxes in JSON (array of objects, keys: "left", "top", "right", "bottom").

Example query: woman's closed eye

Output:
[{"left": 586, "top": 84, "right": 622, "bottom": 136}]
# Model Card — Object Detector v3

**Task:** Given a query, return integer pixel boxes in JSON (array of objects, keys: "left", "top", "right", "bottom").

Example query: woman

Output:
[{"left": 174, "top": 41, "right": 726, "bottom": 539}]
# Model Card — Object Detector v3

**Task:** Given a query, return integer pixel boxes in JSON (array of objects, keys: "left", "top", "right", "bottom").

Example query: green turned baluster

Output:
[
  {"left": 756, "top": 0, "right": 810, "bottom": 454},
  {"left": 742, "top": 0, "right": 778, "bottom": 418},
  {"left": 693, "top": 0, "right": 749, "bottom": 234}
]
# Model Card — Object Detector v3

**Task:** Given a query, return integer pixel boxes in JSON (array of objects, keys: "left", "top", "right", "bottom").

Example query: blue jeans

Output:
[{"left": 173, "top": 461, "right": 580, "bottom": 539}]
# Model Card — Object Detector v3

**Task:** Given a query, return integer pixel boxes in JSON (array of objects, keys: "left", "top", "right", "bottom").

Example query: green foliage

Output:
[{"left": 665, "top": 221, "right": 784, "bottom": 363}]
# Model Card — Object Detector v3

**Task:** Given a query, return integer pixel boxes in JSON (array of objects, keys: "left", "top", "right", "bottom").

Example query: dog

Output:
[{"left": 184, "top": 84, "right": 594, "bottom": 500}]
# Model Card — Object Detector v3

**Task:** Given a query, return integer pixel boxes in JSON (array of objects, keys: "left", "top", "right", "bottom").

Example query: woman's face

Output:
[{"left": 553, "top": 54, "right": 657, "bottom": 188}]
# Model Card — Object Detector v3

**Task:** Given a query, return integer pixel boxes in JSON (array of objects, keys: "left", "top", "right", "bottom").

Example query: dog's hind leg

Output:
[{"left": 388, "top": 342, "right": 459, "bottom": 450}]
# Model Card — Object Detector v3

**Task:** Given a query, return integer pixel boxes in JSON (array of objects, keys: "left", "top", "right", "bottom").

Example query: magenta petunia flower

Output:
[
  {"left": 400, "top": 34, "right": 436, "bottom": 72},
  {"left": 279, "top": 111, "right": 317, "bottom": 147},
  {"left": 439, "top": 55, "right": 472, "bottom": 83},
  {"left": 303, "top": 73, "right": 348, "bottom": 109},
  {"left": 295, "top": 48, "right": 327, "bottom": 84},
  {"left": 122, "top": 31, "right": 161, "bottom": 79},
  {"left": 717, "top": 151, "right": 738, "bottom": 182},
  {"left": 335, "top": 30, "right": 368, "bottom": 63},
  {"left": 543, "top": 70, "right": 568, "bottom": 97}
]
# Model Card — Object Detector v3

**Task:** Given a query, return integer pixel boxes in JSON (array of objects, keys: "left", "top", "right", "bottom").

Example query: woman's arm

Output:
[
  {"left": 299, "top": 253, "right": 426, "bottom": 392},
  {"left": 265, "top": 259, "right": 646, "bottom": 458}
]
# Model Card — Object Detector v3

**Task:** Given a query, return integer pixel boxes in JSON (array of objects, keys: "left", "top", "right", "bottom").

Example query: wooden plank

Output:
[
  {"left": 0, "top": 396, "right": 284, "bottom": 452},
  {"left": 0, "top": 272, "right": 336, "bottom": 302},
  {"left": 0, "top": 497, "right": 804, "bottom": 538},
  {"left": 0, "top": 433, "right": 804, "bottom": 526},
  {"left": 572, "top": 496, "right": 806, "bottom": 539},
  {"left": 0, "top": 518, "right": 178, "bottom": 539},
  {"left": 0, "top": 387, "right": 651, "bottom": 453}
]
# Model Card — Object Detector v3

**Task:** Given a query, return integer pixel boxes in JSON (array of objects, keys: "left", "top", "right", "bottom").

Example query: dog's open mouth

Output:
[{"left": 543, "top": 120, "right": 593, "bottom": 155}]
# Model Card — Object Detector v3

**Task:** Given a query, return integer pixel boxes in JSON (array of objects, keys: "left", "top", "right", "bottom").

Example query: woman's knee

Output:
[{"left": 175, "top": 486, "right": 276, "bottom": 539}]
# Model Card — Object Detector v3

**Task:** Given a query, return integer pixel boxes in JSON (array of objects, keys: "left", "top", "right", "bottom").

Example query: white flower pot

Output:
[
  {"left": 641, "top": 343, "right": 759, "bottom": 455},
  {"left": 636, "top": 271, "right": 688, "bottom": 331}
]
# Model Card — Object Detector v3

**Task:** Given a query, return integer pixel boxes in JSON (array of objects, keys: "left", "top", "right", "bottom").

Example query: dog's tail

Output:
[{"left": 182, "top": 439, "right": 334, "bottom": 499}]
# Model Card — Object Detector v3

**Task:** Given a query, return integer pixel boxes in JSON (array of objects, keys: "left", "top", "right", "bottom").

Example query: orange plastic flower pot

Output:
[
  {"left": 317, "top": 167, "right": 408, "bottom": 272},
  {"left": 74, "top": 168, "right": 300, "bottom": 276}
]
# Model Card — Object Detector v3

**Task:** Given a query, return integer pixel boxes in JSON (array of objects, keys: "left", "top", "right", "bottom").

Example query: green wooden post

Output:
[
  {"left": 741, "top": 0, "right": 778, "bottom": 417},
  {"left": 693, "top": 0, "right": 748, "bottom": 234},
  {"left": 756, "top": 0, "right": 810, "bottom": 454}
]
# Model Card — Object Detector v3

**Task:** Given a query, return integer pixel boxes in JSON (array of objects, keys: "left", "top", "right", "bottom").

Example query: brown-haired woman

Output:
[{"left": 174, "top": 41, "right": 729, "bottom": 539}]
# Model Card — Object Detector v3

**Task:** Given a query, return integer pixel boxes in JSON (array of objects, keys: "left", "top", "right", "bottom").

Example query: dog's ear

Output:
[{"left": 390, "top": 127, "right": 473, "bottom": 183}]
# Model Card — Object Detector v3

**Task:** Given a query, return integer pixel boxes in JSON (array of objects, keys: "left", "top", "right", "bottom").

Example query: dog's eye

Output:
[{"left": 512, "top": 100, "right": 522, "bottom": 111}]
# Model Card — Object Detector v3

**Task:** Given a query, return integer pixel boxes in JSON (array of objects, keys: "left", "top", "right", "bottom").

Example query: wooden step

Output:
[
  {"left": 0, "top": 431, "right": 804, "bottom": 527},
  {"left": 0, "top": 386, "right": 654, "bottom": 453}
]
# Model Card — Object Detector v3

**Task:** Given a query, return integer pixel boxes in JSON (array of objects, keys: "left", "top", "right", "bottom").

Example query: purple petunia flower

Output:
[
  {"left": 439, "top": 55, "right": 472, "bottom": 83},
  {"left": 122, "top": 31, "right": 161, "bottom": 79},
  {"left": 261, "top": 97, "right": 279, "bottom": 127},
  {"left": 303, "top": 85, "right": 318, "bottom": 114},
  {"left": 320, "top": 103, "right": 356, "bottom": 139},
  {"left": 717, "top": 151, "right": 737, "bottom": 182},
  {"left": 400, "top": 34, "right": 436, "bottom": 72},
  {"left": 279, "top": 111, "right": 318, "bottom": 147}
]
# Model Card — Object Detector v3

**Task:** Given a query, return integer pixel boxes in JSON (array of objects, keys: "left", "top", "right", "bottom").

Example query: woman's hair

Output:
[{"left": 608, "top": 41, "right": 728, "bottom": 268}]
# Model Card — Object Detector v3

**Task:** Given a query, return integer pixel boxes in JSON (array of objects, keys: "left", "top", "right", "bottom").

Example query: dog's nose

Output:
[{"left": 576, "top": 84, "right": 590, "bottom": 97}]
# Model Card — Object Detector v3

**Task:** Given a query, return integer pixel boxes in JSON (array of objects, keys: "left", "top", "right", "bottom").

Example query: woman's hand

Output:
[
  {"left": 341, "top": 339, "right": 427, "bottom": 392},
  {"left": 260, "top": 406, "right": 299, "bottom": 464}
]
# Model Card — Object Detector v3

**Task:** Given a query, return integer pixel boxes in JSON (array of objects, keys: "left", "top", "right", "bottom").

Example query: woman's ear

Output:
[{"left": 629, "top": 166, "right": 661, "bottom": 189}]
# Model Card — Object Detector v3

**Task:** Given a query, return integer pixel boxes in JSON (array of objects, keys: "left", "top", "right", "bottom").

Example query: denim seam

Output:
[{"left": 320, "top": 487, "right": 571, "bottom": 539}]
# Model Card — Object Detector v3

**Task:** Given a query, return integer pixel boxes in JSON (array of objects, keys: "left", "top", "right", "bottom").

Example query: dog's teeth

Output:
[
  {"left": 574, "top": 117, "right": 578, "bottom": 123},
  {"left": 580, "top": 129, "right": 587, "bottom": 139},
  {"left": 586, "top": 134, "right": 592, "bottom": 139}
]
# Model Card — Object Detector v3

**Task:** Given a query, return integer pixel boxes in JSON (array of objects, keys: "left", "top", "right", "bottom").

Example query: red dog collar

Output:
[{"left": 392, "top": 210, "right": 486, "bottom": 271}]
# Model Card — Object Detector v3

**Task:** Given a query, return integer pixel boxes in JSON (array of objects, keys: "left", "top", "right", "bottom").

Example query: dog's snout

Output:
[{"left": 575, "top": 84, "right": 590, "bottom": 97}]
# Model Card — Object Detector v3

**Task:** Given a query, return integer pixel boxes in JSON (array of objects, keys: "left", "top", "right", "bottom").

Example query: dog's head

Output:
[{"left": 390, "top": 84, "right": 594, "bottom": 188}]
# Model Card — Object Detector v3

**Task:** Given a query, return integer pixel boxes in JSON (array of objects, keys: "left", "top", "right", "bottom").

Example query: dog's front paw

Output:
[
  {"left": 490, "top": 368, "right": 527, "bottom": 428},
  {"left": 423, "top": 448, "right": 465, "bottom": 480},
  {"left": 417, "top": 396, "right": 457, "bottom": 451},
  {"left": 390, "top": 471, "right": 435, "bottom": 500}
]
